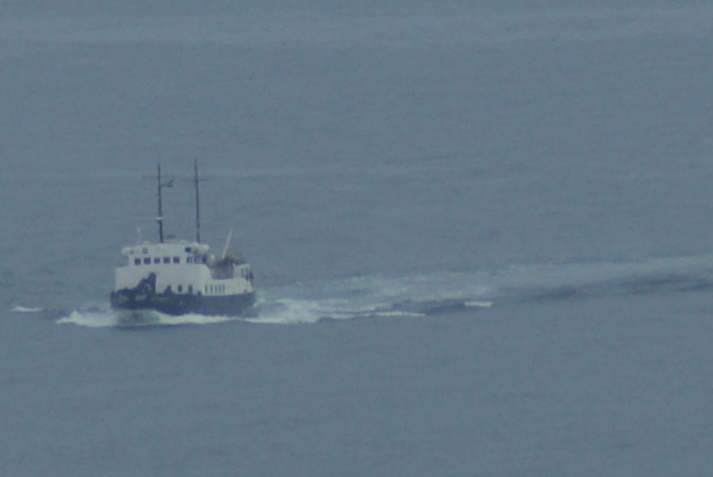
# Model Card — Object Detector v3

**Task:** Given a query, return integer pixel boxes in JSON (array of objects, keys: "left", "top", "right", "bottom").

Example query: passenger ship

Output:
[{"left": 110, "top": 162, "right": 256, "bottom": 316}]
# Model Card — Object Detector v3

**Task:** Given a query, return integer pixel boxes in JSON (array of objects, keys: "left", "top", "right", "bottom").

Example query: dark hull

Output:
[{"left": 110, "top": 289, "right": 256, "bottom": 317}]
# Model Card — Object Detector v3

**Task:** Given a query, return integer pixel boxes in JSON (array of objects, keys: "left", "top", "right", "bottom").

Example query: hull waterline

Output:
[{"left": 110, "top": 288, "right": 256, "bottom": 316}]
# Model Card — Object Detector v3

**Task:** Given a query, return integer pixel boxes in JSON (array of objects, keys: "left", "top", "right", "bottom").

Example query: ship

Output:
[{"left": 110, "top": 161, "right": 256, "bottom": 316}]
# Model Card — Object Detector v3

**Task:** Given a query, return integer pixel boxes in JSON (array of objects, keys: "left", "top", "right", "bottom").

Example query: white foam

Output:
[
  {"left": 247, "top": 299, "right": 332, "bottom": 325},
  {"left": 56, "top": 309, "right": 237, "bottom": 328},
  {"left": 56, "top": 310, "right": 117, "bottom": 328},
  {"left": 248, "top": 295, "right": 438, "bottom": 325},
  {"left": 154, "top": 313, "right": 236, "bottom": 326},
  {"left": 370, "top": 310, "right": 426, "bottom": 318},
  {"left": 11, "top": 305, "right": 45, "bottom": 313}
]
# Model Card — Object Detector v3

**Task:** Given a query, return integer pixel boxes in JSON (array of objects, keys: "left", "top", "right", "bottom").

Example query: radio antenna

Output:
[
  {"left": 157, "top": 163, "right": 164, "bottom": 243},
  {"left": 194, "top": 159, "right": 201, "bottom": 243}
]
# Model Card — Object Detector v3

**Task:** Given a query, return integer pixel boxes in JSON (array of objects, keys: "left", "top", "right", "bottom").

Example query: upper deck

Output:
[
  {"left": 119, "top": 240, "right": 211, "bottom": 268},
  {"left": 114, "top": 239, "right": 253, "bottom": 295}
]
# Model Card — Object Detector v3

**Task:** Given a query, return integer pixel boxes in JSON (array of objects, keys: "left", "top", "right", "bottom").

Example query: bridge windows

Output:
[{"left": 131, "top": 255, "right": 190, "bottom": 266}]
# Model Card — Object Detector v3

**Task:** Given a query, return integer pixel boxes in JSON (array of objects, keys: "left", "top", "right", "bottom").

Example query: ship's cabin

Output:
[
  {"left": 120, "top": 240, "right": 210, "bottom": 266},
  {"left": 119, "top": 240, "right": 248, "bottom": 280}
]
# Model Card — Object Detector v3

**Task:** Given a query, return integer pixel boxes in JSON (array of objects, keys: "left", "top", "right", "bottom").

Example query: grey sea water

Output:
[{"left": 2, "top": 2, "right": 713, "bottom": 475}]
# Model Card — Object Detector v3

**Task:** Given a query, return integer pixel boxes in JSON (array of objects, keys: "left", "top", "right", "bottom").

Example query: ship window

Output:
[
  {"left": 187, "top": 257, "right": 193, "bottom": 263},
  {"left": 154, "top": 258, "right": 161, "bottom": 264},
  {"left": 177, "top": 285, "right": 183, "bottom": 293},
  {"left": 188, "top": 285, "right": 193, "bottom": 294},
  {"left": 173, "top": 257, "right": 180, "bottom": 264},
  {"left": 143, "top": 258, "right": 151, "bottom": 265},
  {"left": 185, "top": 247, "right": 192, "bottom": 253},
  {"left": 163, "top": 257, "right": 170, "bottom": 264},
  {"left": 134, "top": 258, "right": 141, "bottom": 266}
]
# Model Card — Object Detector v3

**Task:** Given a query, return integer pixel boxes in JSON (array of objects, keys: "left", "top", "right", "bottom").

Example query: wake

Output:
[
  {"left": 250, "top": 272, "right": 494, "bottom": 325},
  {"left": 20, "top": 254, "right": 713, "bottom": 329},
  {"left": 49, "top": 272, "right": 495, "bottom": 328},
  {"left": 499, "top": 255, "right": 713, "bottom": 305}
]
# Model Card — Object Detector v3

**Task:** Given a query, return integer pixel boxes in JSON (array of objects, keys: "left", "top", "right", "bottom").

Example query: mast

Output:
[
  {"left": 157, "top": 163, "right": 164, "bottom": 243},
  {"left": 194, "top": 159, "right": 201, "bottom": 243}
]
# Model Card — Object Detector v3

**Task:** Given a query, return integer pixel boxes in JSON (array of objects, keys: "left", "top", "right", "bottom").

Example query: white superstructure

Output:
[{"left": 115, "top": 240, "right": 254, "bottom": 297}]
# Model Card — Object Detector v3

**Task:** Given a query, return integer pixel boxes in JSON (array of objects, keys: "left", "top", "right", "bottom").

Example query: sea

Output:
[{"left": 1, "top": 2, "right": 713, "bottom": 475}]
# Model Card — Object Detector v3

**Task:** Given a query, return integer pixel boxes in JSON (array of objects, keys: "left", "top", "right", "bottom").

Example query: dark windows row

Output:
[
  {"left": 161, "top": 284, "right": 224, "bottom": 295},
  {"left": 206, "top": 284, "right": 226, "bottom": 294},
  {"left": 133, "top": 256, "right": 208, "bottom": 266},
  {"left": 165, "top": 284, "right": 194, "bottom": 294},
  {"left": 134, "top": 256, "right": 182, "bottom": 266}
]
